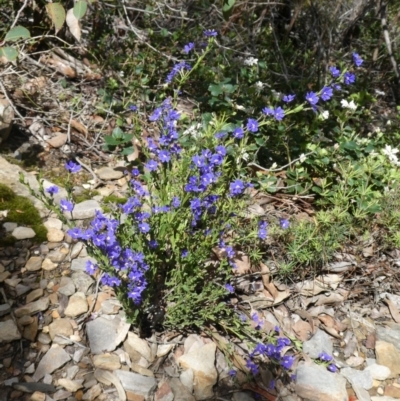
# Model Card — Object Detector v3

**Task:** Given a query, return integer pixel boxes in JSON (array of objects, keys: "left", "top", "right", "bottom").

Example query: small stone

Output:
[
  {"left": 32, "top": 345, "right": 71, "bottom": 381},
  {"left": 169, "top": 378, "right": 195, "bottom": 401},
  {"left": 351, "top": 385, "right": 371, "bottom": 401},
  {"left": 384, "top": 385, "right": 400, "bottom": 398},
  {"left": 71, "top": 257, "right": 96, "bottom": 272},
  {"left": 25, "top": 256, "right": 42, "bottom": 272},
  {"left": 0, "top": 303, "right": 11, "bottom": 316},
  {"left": 232, "top": 393, "right": 256, "bottom": 401},
  {"left": 12, "top": 227, "right": 36, "bottom": 240},
  {"left": 303, "top": 329, "right": 333, "bottom": 359},
  {"left": 131, "top": 364, "right": 154, "bottom": 377},
  {"left": 41, "top": 258, "right": 58, "bottom": 271},
  {"left": 157, "top": 344, "right": 175, "bottom": 358},
  {"left": 0, "top": 271, "right": 11, "bottom": 282},
  {"left": 12, "top": 382, "right": 56, "bottom": 393},
  {"left": 178, "top": 342, "right": 218, "bottom": 400},
  {"left": 70, "top": 242, "right": 84, "bottom": 259},
  {"left": 341, "top": 367, "right": 373, "bottom": 390},
  {"left": 0, "top": 319, "right": 21, "bottom": 342},
  {"left": 72, "top": 200, "right": 101, "bottom": 220},
  {"left": 23, "top": 316, "right": 38, "bottom": 341},
  {"left": 124, "top": 332, "right": 153, "bottom": 362},
  {"left": 58, "top": 378, "right": 83, "bottom": 392},
  {"left": 46, "top": 249, "right": 66, "bottom": 263},
  {"left": 114, "top": 370, "right": 157, "bottom": 397},
  {"left": 376, "top": 341, "right": 400, "bottom": 377},
  {"left": 93, "top": 354, "right": 121, "bottom": 370},
  {"left": 26, "top": 288, "right": 44, "bottom": 304},
  {"left": 71, "top": 272, "right": 94, "bottom": 294},
  {"left": 38, "top": 333, "right": 51, "bottom": 345},
  {"left": 52, "top": 389, "right": 72, "bottom": 400},
  {"left": 49, "top": 318, "right": 73, "bottom": 340},
  {"left": 18, "top": 315, "right": 34, "bottom": 325},
  {"left": 82, "top": 383, "right": 102, "bottom": 401},
  {"left": 46, "top": 228, "right": 64, "bottom": 242},
  {"left": 365, "top": 364, "right": 391, "bottom": 381},
  {"left": 15, "top": 284, "right": 31, "bottom": 296},
  {"left": 96, "top": 167, "right": 124, "bottom": 181},
  {"left": 30, "top": 391, "right": 46, "bottom": 401},
  {"left": 376, "top": 324, "right": 400, "bottom": 352},
  {"left": 3, "top": 222, "right": 17, "bottom": 232},
  {"left": 58, "top": 277, "right": 75, "bottom": 296},
  {"left": 14, "top": 297, "right": 49, "bottom": 318},
  {"left": 295, "top": 362, "right": 348, "bottom": 401},
  {"left": 155, "top": 382, "right": 174, "bottom": 401},
  {"left": 44, "top": 218, "right": 63, "bottom": 230},
  {"left": 47, "top": 133, "right": 67, "bottom": 148},
  {"left": 345, "top": 356, "right": 365, "bottom": 367},
  {"left": 64, "top": 292, "right": 88, "bottom": 317},
  {"left": 180, "top": 369, "right": 194, "bottom": 393},
  {"left": 87, "top": 292, "right": 111, "bottom": 312}
]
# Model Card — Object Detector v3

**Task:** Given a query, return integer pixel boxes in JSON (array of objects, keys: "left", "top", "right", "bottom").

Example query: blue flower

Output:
[
  {"left": 204, "top": 29, "right": 218, "bottom": 37},
  {"left": 262, "top": 107, "right": 274, "bottom": 116},
  {"left": 274, "top": 107, "right": 285, "bottom": 121},
  {"left": 132, "top": 168, "right": 140, "bottom": 177},
  {"left": 232, "top": 127, "right": 244, "bottom": 139},
  {"left": 352, "top": 52, "right": 363, "bottom": 67},
  {"left": 183, "top": 42, "right": 195, "bottom": 54},
  {"left": 138, "top": 222, "right": 150, "bottom": 233},
  {"left": 65, "top": 161, "right": 81, "bottom": 173},
  {"left": 330, "top": 66, "right": 340, "bottom": 78},
  {"left": 171, "top": 196, "right": 180, "bottom": 208},
  {"left": 246, "top": 359, "right": 259, "bottom": 375},
  {"left": 283, "top": 94, "right": 295, "bottom": 103},
  {"left": 318, "top": 352, "right": 333, "bottom": 362},
  {"left": 214, "top": 131, "right": 227, "bottom": 139},
  {"left": 46, "top": 185, "right": 59, "bottom": 195},
  {"left": 129, "top": 104, "right": 138, "bottom": 111},
  {"left": 148, "top": 240, "right": 158, "bottom": 249},
  {"left": 215, "top": 145, "right": 226, "bottom": 156},
  {"left": 60, "top": 199, "right": 73, "bottom": 212},
  {"left": 344, "top": 72, "right": 356, "bottom": 85},
  {"left": 228, "top": 369, "right": 237, "bottom": 378},
  {"left": 327, "top": 364, "right": 338, "bottom": 373},
  {"left": 165, "top": 61, "right": 191, "bottom": 84},
  {"left": 229, "top": 179, "right": 245, "bottom": 196},
  {"left": 280, "top": 218, "right": 290, "bottom": 229},
  {"left": 149, "top": 108, "right": 162, "bottom": 122},
  {"left": 247, "top": 118, "right": 259, "bottom": 133},
  {"left": 306, "top": 91, "right": 319, "bottom": 106},
  {"left": 258, "top": 221, "right": 268, "bottom": 239},
  {"left": 68, "top": 227, "right": 83, "bottom": 239},
  {"left": 158, "top": 150, "right": 171, "bottom": 163},
  {"left": 281, "top": 355, "right": 295, "bottom": 370},
  {"left": 145, "top": 159, "right": 158, "bottom": 172},
  {"left": 225, "top": 246, "right": 235, "bottom": 259},
  {"left": 86, "top": 260, "right": 98, "bottom": 275},
  {"left": 320, "top": 86, "right": 333, "bottom": 101},
  {"left": 225, "top": 283, "right": 234, "bottom": 293},
  {"left": 181, "top": 249, "right": 189, "bottom": 258}
]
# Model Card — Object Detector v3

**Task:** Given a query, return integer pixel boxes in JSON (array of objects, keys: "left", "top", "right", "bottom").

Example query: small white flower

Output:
[
  {"left": 255, "top": 81, "right": 264, "bottom": 90},
  {"left": 119, "top": 71, "right": 124, "bottom": 77},
  {"left": 234, "top": 104, "right": 246, "bottom": 111},
  {"left": 270, "top": 162, "right": 277, "bottom": 169},
  {"left": 299, "top": 153, "right": 306, "bottom": 163},
  {"left": 334, "top": 143, "right": 340, "bottom": 150},
  {"left": 382, "top": 145, "right": 400, "bottom": 166},
  {"left": 318, "top": 110, "right": 329, "bottom": 120},
  {"left": 341, "top": 99, "right": 357, "bottom": 110},
  {"left": 243, "top": 57, "right": 258, "bottom": 66}
]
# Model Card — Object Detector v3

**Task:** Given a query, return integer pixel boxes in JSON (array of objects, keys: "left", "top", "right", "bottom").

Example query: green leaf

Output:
[
  {"left": 112, "top": 127, "right": 124, "bottom": 138},
  {"left": 0, "top": 46, "right": 18, "bottom": 61},
  {"left": 208, "top": 83, "right": 223, "bottom": 96},
  {"left": 5, "top": 26, "right": 30, "bottom": 42},
  {"left": 103, "top": 136, "right": 121, "bottom": 146},
  {"left": 46, "top": 3, "right": 66, "bottom": 32},
  {"left": 73, "top": 1, "right": 87, "bottom": 19},
  {"left": 222, "top": 0, "right": 235, "bottom": 12},
  {"left": 121, "top": 146, "right": 135, "bottom": 156}
]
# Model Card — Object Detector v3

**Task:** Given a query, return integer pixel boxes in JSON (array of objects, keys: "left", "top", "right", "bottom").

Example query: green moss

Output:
[
  {"left": 0, "top": 183, "right": 47, "bottom": 246},
  {"left": 73, "top": 189, "right": 100, "bottom": 204},
  {"left": 102, "top": 195, "right": 127, "bottom": 213}
]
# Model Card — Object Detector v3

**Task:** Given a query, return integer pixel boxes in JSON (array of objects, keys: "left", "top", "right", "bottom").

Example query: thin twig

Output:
[
  {"left": 248, "top": 151, "right": 314, "bottom": 172},
  {"left": 0, "top": 77, "right": 25, "bottom": 122}
]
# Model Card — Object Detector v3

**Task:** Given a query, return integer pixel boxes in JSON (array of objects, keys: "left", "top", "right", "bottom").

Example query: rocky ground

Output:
[{"left": 1, "top": 153, "right": 400, "bottom": 401}]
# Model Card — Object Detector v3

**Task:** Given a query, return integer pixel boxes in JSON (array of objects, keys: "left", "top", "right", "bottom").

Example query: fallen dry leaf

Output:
[
  {"left": 292, "top": 318, "right": 313, "bottom": 341},
  {"left": 40, "top": 54, "right": 77, "bottom": 78},
  {"left": 66, "top": 8, "right": 81, "bottom": 41},
  {"left": 385, "top": 298, "right": 400, "bottom": 324}
]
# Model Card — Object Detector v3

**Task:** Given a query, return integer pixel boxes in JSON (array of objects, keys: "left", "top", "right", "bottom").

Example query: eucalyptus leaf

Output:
[{"left": 5, "top": 26, "right": 30, "bottom": 42}]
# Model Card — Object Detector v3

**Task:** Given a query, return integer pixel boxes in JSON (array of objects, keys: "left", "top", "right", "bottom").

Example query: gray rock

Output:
[
  {"left": 155, "top": 381, "right": 174, "bottom": 401},
  {"left": 124, "top": 332, "right": 153, "bottom": 362},
  {"left": 72, "top": 200, "right": 101, "bottom": 220},
  {"left": 44, "top": 218, "right": 63, "bottom": 230},
  {"left": 96, "top": 167, "right": 124, "bottom": 181},
  {"left": 376, "top": 324, "right": 400, "bottom": 352},
  {"left": 46, "top": 249, "right": 66, "bottom": 263},
  {"left": 169, "top": 378, "right": 196, "bottom": 401},
  {"left": 12, "top": 382, "right": 56, "bottom": 393},
  {"left": 71, "top": 271, "right": 94, "bottom": 294},
  {"left": 341, "top": 367, "right": 373, "bottom": 390},
  {"left": 14, "top": 297, "right": 49, "bottom": 317},
  {"left": 12, "top": 226, "right": 36, "bottom": 239},
  {"left": 3, "top": 222, "right": 17, "bottom": 232},
  {"left": 70, "top": 242, "right": 84, "bottom": 259},
  {"left": 303, "top": 329, "right": 333, "bottom": 359},
  {"left": 26, "top": 288, "right": 44, "bottom": 304},
  {"left": 232, "top": 392, "right": 256, "bottom": 401},
  {"left": 64, "top": 292, "right": 88, "bottom": 317},
  {"left": 114, "top": 369, "right": 157, "bottom": 396},
  {"left": 32, "top": 345, "right": 71, "bottom": 381},
  {"left": 295, "top": 362, "right": 348, "bottom": 401},
  {"left": 58, "top": 276, "right": 76, "bottom": 296},
  {"left": 371, "top": 398, "right": 399, "bottom": 401},
  {"left": 15, "top": 283, "right": 31, "bottom": 296},
  {"left": 365, "top": 364, "right": 391, "bottom": 380},
  {"left": 25, "top": 256, "right": 43, "bottom": 271},
  {"left": 0, "top": 303, "right": 11, "bottom": 316},
  {"left": 352, "top": 385, "right": 372, "bottom": 401},
  {"left": 49, "top": 318, "right": 73, "bottom": 340},
  {"left": 0, "top": 319, "right": 21, "bottom": 342},
  {"left": 71, "top": 256, "right": 97, "bottom": 272},
  {"left": 86, "top": 316, "right": 130, "bottom": 354}
]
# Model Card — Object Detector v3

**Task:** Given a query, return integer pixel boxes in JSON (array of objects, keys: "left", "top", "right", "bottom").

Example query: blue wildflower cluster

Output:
[
  {"left": 261, "top": 52, "right": 363, "bottom": 120},
  {"left": 246, "top": 336, "right": 295, "bottom": 375},
  {"left": 318, "top": 352, "right": 338, "bottom": 372}
]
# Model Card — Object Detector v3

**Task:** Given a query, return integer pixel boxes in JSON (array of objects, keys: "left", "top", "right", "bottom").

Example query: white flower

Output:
[
  {"left": 318, "top": 110, "right": 329, "bottom": 120},
  {"left": 255, "top": 81, "right": 264, "bottom": 90},
  {"left": 299, "top": 153, "right": 306, "bottom": 163},
  {"left": 243, "top": 57, "right": 258, "bottom": 66},
  {"left": 183, "top": 123, "right": 202, "bottom": 138},
  {"left": 234, "top": 104, "right": 246, "bottom": 111},
  {"left": 382, "top": 145, "right": 400, "bottom": 166},
  {"left": 341, "top": 99, "right": 357, "bottom": 110}
]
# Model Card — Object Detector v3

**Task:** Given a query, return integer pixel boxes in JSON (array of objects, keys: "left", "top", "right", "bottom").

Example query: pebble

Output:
[
  {"left": 57, "top": 378, "right": 83, "bottom": 392},
  {"left": 12, "top": 226, "right": 36, "bottom": 239},
  {"left": 46, "top": 228, "right": 64, "bottom": 242},
  {"left": 12, "top": 382, "right": 56, "bottom": 393},
  {"left": 295, "top": 362, "right": 348, "bottom": 401},
  {"left": 58, "top": 276, "right": 76, "bottom": 296},
  {"left": 82, "top": 383, "right": 102, "bottom": 401},
  {"left": 43, "top": 218, "right": 63, "bottom": 230},
  {"left": 71, "top": 200, "right": 101, "bottom": 220},
  {"left": 0, "top": 319, "right": 21, "bottom": 342},
  {"left": 96, "top": 167, "right": 124, "bottom": 181},
  {"left": 14, "top": 297, "right": 49, "bottom": 318},
  {"left": 93, "top": 354, "right": 121, "bottom": 370},
  {"left": 124, "top": 332, "right": 153, "bottom": 362},
  {"left": 70, "top": 242, "right": 84, "bottom": 259},
  {"left": 49, "top": 318, "right": 73, "bottom": 340},
  {"left": 71, "top": 257, "right": 97, "bottom": 272},
  {"left": 3, "top": 222, "right": 17, "bottom": 232},
  {"left": 26, "top": 288, "right": 44, "bottom": 304},
  {"left": 46, "top": 249, "right": 66, "bottom": 263},
  {"left": 114, "top": 370, "right": 157, "bottom": 397},
  {"left": 64, "top": 292, "right": 88, "bottom": 317},
  {"left": 32, "top": 345, "right": 71, "bottom": 381},
  {"left": 341, "top": 367, "right": 373, "bottom": 390},
  {"left": 25, "top": 256, "right": 43, "bottom": 272},
  {"left": 168, "top": 377, "right": 195, "bottom": 401},
  {"left": 71, "top": 272, "right": 94, "bottom": 294},
  {"left": 41, "top": 258, "right": 58, "bottom": 271},
  {"left": 365, "top": 364, "right": 391, "bottom": 381},
  {"left": 303, "top": 329, "right": 333, "bottom": 359},
  {"left": 178, "top": 342, "right": 218, "bottom": 400},
  {"left": 375, "top": 340, "right": 400, "bottom": 377},
  {"left": 0, "top": 303, "right": 11, "bottom": 316},
  {"left": 155, "top": 381, "right": 174, "bottom": 401},
  {"left": 47, "top": 133, "right": 67, "bottom": 148}
]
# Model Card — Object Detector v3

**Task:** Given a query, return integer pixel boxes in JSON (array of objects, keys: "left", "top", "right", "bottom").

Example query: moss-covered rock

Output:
[{"left": 0, "top": 183, "right": 47, "bottom": 246}]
